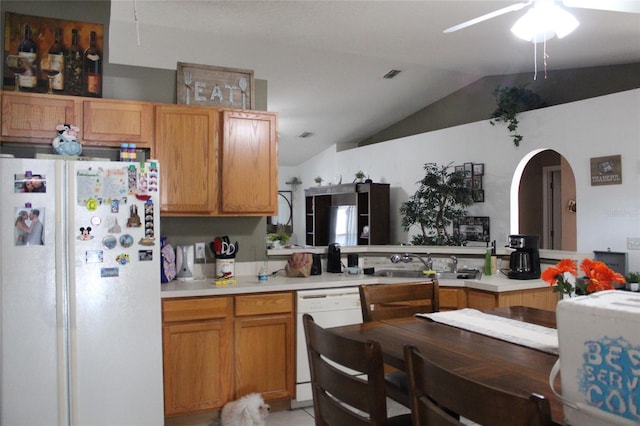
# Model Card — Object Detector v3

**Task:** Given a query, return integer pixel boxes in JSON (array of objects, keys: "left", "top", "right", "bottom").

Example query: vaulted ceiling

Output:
[{"left": 108, "top": 1, "right": 640, "bottom": 166}]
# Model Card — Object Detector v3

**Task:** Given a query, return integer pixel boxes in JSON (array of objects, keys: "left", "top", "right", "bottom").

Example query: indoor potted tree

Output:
[{"left": 400, "top": 163, "right": 474, "bottom": 245}]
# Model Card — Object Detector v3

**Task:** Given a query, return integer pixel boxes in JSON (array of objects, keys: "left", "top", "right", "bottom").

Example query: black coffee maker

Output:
[
  {"left": 327, "top": 243, "right": 342, "bottom": 273},
  {"left": 507, "top": 234, "right": 541, "bottom": 280}
]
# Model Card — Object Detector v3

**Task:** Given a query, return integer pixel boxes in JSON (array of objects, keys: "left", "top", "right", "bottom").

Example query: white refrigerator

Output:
[{"left": 0, "top": 158, "right": 164, "bottom": 426}]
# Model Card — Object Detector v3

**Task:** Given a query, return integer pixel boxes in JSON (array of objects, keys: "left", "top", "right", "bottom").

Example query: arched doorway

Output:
[{"left": 510, "top": 149, "right": 577, "bottom": 250}]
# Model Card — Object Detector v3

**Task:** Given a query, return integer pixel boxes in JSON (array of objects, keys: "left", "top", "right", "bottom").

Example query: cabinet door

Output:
[
  {"left": 162, "top": 319, "right": 232, "bottom": 415},
  {"left": 1, "top": 92, "right": 80, "bottom": 142},
  {"left": 83, "top": 99, "right": 153, "bottom": 147},
  {"left": 155, "top": 105, "right": 218, "bottom": 214},
  {"left": 439, "top": 287, "right": 467, "bottom": 311},
  {"left": 234, "top": 292, "right": 294, "bottom": 401},
  {"left": 234, "top": 313, "right": 295, "bottom": 401},
  {"left": 220, "top": 110, "right": 278, "bottom": 215},
  {"left": 466, "top": 289, "right": 498, "bottom": 309}
]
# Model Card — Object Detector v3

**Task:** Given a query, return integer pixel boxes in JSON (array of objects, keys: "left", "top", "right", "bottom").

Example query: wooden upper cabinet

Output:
[
  {"left": 1, "top": 91, "right": 80, "bottom": 142},
  {"left": 154, "top": 105, "right": 219, "bottom": 215},
  {"left": 82, "top": 99, "right": 154, "bottom": 147},
  {"left": 220, "top": 110, "right": 278, "bottom": 215}
]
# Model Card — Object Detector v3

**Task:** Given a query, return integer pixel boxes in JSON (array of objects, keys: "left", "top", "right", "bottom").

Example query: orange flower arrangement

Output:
[{"left": 542, "top": 258, "right": 626, "bottom": 297}]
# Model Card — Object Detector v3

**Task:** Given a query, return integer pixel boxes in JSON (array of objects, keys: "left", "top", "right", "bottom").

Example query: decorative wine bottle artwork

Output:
[
  {"left": 17, "top": 23, "right": 38, "bottom": 90},
  {"left": 65, "top": 29, "right": 83, "bottom": 95},
  {"left": 47, "top": 27, "right": 65, "bottom": 91},
  {"left": 83, "top": 31, "right": 102, "bottom": 97}
]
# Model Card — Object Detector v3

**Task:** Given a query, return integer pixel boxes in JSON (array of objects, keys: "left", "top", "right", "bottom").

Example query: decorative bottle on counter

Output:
[
  {"left": 47, "top": 28, "right": 65, "bottom": 91},
  {"left": 65, "top": 29, "right": 83, "bottom": 95},
  {"left": 83, "top": 31, "right": 102, "bottom": 97},
  {"left": 484, "top": 249, "right": 492, "bottom": 276},
  {"left": 17, "top": 24, "right": 38, "bottom": 91}
]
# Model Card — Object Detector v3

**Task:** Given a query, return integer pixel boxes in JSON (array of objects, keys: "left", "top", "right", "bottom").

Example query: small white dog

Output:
[{"left": 220, "top": 393, "right": 270, "bottom": 426}]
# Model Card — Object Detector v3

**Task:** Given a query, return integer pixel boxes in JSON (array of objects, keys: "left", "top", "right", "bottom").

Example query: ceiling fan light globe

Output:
[{"left": 510, "top": 4, "right": 579, "bottom": 43}]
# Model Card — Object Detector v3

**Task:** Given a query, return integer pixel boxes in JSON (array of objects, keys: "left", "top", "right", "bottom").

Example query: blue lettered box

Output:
[{"left": 556, "top": 291, "right": 640, "bottom": 425}]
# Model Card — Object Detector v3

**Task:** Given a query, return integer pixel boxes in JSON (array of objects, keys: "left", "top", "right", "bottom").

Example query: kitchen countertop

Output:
[
  {"left": 267, "top": 245, "right": 592, "bottom": 262},
  {"left": 160, "top": 272, "right": 551, "bottom": 298}
]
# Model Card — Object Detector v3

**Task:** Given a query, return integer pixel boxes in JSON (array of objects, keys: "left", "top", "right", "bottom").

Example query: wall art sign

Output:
[
  {"left": 454, "top": 216, "right": 490, "bottom": 243},
  {"left": 3, "top": 12, "right": 104, "bottom": 96},
  {"left": 590, "top": 155, "right": 622, "bottom": 186},
  {"left": 176, "top": 62, "right": 254, "bottom": 109}
]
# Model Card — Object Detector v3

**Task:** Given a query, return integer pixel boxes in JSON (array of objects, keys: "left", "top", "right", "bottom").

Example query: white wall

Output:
[{"left": 280, "top": 89, "right": 640, "bottom": 271}]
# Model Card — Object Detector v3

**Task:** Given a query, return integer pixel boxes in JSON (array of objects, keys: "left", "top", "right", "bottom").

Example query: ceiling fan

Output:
[{"left": 444, "top": 0, "right": 640, "bottom": 43}]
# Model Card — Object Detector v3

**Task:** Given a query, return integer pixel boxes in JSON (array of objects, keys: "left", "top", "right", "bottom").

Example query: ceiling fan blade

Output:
[
  {"left": 563, "top": 0, "right": 640, "bottom": 14},
  {"left": 443, "top": 1, "right": 533, "bottom": 33}
]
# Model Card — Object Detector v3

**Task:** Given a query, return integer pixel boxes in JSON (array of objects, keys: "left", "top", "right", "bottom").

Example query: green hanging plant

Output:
[{"left": 489, "top": 85, "right": 545, "bottom": 147}]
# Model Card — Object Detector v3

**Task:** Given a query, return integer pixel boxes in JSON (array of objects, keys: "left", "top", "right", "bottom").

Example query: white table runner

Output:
[{"left": 416, "top": 308, "right": 559, "bottom": 355}]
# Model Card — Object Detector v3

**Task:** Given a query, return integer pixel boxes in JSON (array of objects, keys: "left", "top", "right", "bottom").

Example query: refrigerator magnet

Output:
[
  {"left": 139, "top": 250, "right": 153, "bottom": 261},
  {"left": 86, "top": 198, "right": 98, "bottom": 211},
  {"left": 102, "top": 235, "right": 117, "bottom": 250},
  {"left": 100, "top": 267, "right": 119, "bottom": 278},
  {"left": 78, "top": 227, "right": 93, "bottom": 240},
  {"left": 86, "top": 250, "right": 104, "bottom": 263},
  {"left": 116, "top": 253, "right": 130, "bottom": 265},
  {"left": 119, "top": 234, "right": 134, "bottom": 248}
]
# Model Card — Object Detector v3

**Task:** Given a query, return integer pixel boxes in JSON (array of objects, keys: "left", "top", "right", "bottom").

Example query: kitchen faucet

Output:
[
  {"left": 450, "top": 256, "right": 458, "bottom": 273},
  {"left": 390, "top": 253, "right": 433, "bottom": 271}
]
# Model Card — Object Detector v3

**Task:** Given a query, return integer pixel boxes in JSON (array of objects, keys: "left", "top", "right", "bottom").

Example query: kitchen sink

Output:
[
  {"left": 374, "top": 269, "right": 482, "bottom": 280},
  {"left": 374, "top": 269, "right": 429, "bottom": 278}
]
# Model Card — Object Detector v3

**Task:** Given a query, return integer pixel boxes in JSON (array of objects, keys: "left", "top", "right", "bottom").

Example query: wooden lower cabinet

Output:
[
  {"left": 234, "top": 293, "right": 295, "bottom": 401},
  {"left": 440, "top": 285, "right": 559, "bottom": 311},
  {"left": 162, "top": 297, "right": 233, "bottom": 416},
  {"left": 162, "top": 292, "right": 294, "bottom": 417},
  {"left": 466, "top": 287, "right": 560, "bottom": 311},
  {"left": 438, "top": 287, "right": 467, "bottom": 311}
]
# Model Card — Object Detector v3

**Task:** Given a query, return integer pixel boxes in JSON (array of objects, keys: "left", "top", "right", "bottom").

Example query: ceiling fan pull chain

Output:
[
  {"left": 533, "top": 41, "right": 538, "bottom": 80},
  {"left": 544, "top": 38, "right": 549, "bottom": 79}
]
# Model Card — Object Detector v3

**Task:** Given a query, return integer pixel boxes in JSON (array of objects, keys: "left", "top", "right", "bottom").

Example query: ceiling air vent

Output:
[
  {"left": 298, "top": 131, "right": 314, "bottom": 138},
  {"left": 383, "top": 69, "right": 401, "bottom": 79}
]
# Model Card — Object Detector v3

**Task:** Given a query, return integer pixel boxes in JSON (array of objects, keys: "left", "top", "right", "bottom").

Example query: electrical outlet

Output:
[{"left": 195, "top": 242, "right": 206, "bottom": 260}]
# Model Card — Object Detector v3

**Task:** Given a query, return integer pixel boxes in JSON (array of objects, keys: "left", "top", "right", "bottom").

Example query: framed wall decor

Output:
[
  {"left": 463, "top": 162, "right": 473, "bottom": 178},
  {"left": 3, "top": 12, "right": 104, "bottom": 96},
  {"left": 473, "top": 163, "right": 484, "bottom": 176},
  {"left": 472, "top": 189, "right": 485, "bottom": 203},
  {"left": 454, "top": 216, "right": 490, "bottom": 243},
  {"left": 176, "top": 62, "right": 254, "bottom": 109},
  {"left": 473, "top": 176, "right": 483, "bottom": 189},
  {"left": 590, "top": 155, "right": 622, "bottom": 186}
]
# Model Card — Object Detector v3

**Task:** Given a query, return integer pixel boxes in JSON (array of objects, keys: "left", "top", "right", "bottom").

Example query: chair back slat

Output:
[
  {"left": 404, "top": 345, "right": 553, "bottom": 426},
  {"left": 360, "top": 280, "right": 439, "bottom": 322}
]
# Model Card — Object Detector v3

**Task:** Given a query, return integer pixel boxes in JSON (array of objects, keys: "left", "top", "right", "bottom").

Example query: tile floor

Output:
[{"left": 165, "top": 399, "right": 410, "bottom": 426}]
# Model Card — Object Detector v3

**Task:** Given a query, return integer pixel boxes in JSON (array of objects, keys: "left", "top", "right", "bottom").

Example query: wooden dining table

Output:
[{"left": 329, "top": 306, "right": 564, "bottom": 425}]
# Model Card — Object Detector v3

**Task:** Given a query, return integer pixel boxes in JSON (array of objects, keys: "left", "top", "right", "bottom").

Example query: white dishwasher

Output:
[{"left": 294, "top": 287, "right": 363, "bottom": 407}]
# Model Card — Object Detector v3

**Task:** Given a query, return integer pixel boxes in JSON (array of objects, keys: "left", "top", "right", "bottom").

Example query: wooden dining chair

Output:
[
  {"left": 403, "top": 345, "right": 553, "bottom": 426},
  {"left": 359, "top": 280, "right": 439, "bottom": 407},
  {"left": 359, "top": 280, "right": 439, "bottom": 322},
  {"left": 302, "top": 313, "right": 412, "bottom": 426}
]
